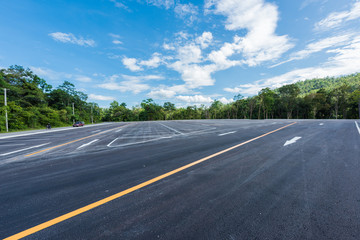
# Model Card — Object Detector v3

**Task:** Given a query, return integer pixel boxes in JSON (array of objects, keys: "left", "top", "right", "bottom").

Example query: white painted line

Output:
[
  {"left": 77, "top": 139, "right": 99, "bottom": 149},
  {"left": 319, "top": 123, "right": 324, "bottom": 126},
  {"left": 218, "top": 131, "right": 236, "bottom": 136},
  {"left": 107, "top": 138, "right": 119, "bottom": 147},
  {"left": 0, "top": 144, "right": 26, "bottom": 146},
  {"left": 115, "top": 129, "right": 123, "bottom": 133},
  {"left": 284, "top": 136, "right": 302, "bottom": 146},
  {"left": 0, "top": 123, "right": 114, "bottom": 140},
  {"left": 109, "top": 136, "right": 172, "bottom": 148},
  {"left": 158, "top": 122, "right": 183, "bottom": 135},
  {"left": 355, "top": 121, "right": 360, "bottom": 135},
  {"left": 91, "top": 130, "right": 101, "bottom": 133},
  {"left": 0, "top": 143, "right": 50, "bottom": 156}
]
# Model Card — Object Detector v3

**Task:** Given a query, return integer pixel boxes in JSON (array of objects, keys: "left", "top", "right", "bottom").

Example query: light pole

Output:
[{"left": 4, "top": 88, "right": 8, "bottom": 132}]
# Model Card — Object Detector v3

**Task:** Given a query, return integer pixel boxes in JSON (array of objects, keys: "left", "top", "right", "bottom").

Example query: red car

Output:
[{"left": 73, "top": 121, "right": 85, "bottom": 127}]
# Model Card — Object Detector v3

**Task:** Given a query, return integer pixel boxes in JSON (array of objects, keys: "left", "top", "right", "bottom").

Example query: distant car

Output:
[{"left": 73, "top": 121, "right": 85, "bottom": 127}]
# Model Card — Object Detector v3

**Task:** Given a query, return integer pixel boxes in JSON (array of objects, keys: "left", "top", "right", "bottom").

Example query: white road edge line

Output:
[
  {"left": 355, "top": 121, "right": 360, "bottom": 135},
  {"left": 77, "top": 139, "right": 99, "bottom": 149},
  {"left": 107, "top": 138, "right": 119, "bottom": 147},
  {"left": 218, "top": 131, "right": 237, "bottom": 136},
  {"left": 158, "top": 122, "right": 184, "bottom": 135},
  {"left": 0, "top": 143, "right": 51, "bottom": 156}
]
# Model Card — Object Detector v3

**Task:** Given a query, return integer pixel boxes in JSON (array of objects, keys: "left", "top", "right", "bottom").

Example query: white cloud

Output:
[
  {"left": 109, "top": 33, "right": 121, "bottom": 38},
  {"left": 112, "top": 40, "right": 123, "bottom": 45},
  {"left": 208, "top": 39, "right": 243, "bottom": 69},
  {"left": 163, "top": 43, "right": 176, "bottom": 50},
  {"left": 121, "top": 74, "right": 163, "bottom": 81},
  {"left": 31, "top": 67, "right": 95, "bottom": 85},
  {"left": 147, "top": 84, "right": 193, "bottom": 99},
  {"left": 177, "top": 44, "right": 202, "bottom": 64},
  {"left": 122, "top": 57, "right": 142, "bottom": 71},
  {"left": 89, "top": 94, "right": 115, "bottom": 101},
  {"left": 30, "top": 67, "right": 73, "bottom": 81},
  {"left": 176, "top": 95, "right": 213, "bottom": 104},
  {"left": 170, "top": 62, "right": 216, "bottom": 88},
  {"left": 48, "top": 32, "right": 95, "bottom": 47},
  {"left": 146, "top": 0, "right": 174, "bottom": 9},
  {"left": 121, "top": 0, "right": 293, "bottom": 95},
  {"left": 122, "top": 53, "right": 163, "bottom": 71},
  {"left": 110, "top": 0, "right": 129, "bottom": 10},
  {"left": 175, "top": 95, "right": 233, "bottom": 105},
  {"left": 148, "top": 89, "right": 177, "bottom": 99},
  {"left": 174, "top": 3, "right": 198, "bottom": 25},
  {"left": 75, "top": 75, "right": 92, "bottom": 83},
  {"left": 196, "top": 32, "right": 213, "bottom": 49},
  {"left": 315, "top": 2, "right": 360, "bottom": 30},
  {"left": 225, "top": 35, "right": 360, "bottom": 95},
  {"left": 30, "top": 67, "right": 62, "bottom": 81},
  {"left": 97, "top": 74, "right": 162, "bottom": 94},
  {"left": 139, "top": 53, "right": 162, "bottom": 68},
  {"left": 271, "top": 34, "right": 353, "bottom": 67},
  {"left": 205, "top": 0, "right": 293, "bottom": 66},
  {"left": 218, "top": 97, "right": 234, "bottom": 104}
]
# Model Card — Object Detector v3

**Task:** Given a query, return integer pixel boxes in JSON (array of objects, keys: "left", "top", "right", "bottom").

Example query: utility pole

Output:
[
  {"left": 91, "top": 103, "right": 94, "bottom": 124},
  {"left": 4, "top": 88, "right": 8, "bottom": 132},
  {"left": 72, "top": 102, "right": 75, "bottom": 124}
]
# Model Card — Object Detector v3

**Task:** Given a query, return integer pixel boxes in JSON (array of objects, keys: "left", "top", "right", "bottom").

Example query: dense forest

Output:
[{"left": 0, "top": 65, "right": 359, "bottom": 132}]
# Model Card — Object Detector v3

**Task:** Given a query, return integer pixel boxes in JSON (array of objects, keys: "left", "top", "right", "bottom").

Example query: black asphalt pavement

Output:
[{"left": 0, "top": 120, "right": 359, "bottom": 239}]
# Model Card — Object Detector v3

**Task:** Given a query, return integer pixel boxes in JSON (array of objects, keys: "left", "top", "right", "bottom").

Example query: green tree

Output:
[{"left": 278, "top": 84, "right": 300, "bottom": 119}]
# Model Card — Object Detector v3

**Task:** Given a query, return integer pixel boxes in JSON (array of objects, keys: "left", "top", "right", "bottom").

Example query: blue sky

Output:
[{"left": 1, "top": 0, "right": 359, "bottom": 108}]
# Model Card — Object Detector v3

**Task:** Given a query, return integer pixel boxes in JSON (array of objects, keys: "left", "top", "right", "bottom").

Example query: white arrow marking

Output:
[{"left": 284, "top": 137, "right": 302, "bottom": 146}]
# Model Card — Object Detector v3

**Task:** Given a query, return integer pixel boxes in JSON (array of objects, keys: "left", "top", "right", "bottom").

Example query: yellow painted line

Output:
[
  {"left": 25, "top": 124, "right": 130, "bottom": 157},
  {"left": 5, "top": 122, "right": 296, "bottom": 240}
]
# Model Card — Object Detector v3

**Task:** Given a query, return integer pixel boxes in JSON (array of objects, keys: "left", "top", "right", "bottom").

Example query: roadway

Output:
[{"left": 0, "top": 120, "right": 359, "bottom": 239}]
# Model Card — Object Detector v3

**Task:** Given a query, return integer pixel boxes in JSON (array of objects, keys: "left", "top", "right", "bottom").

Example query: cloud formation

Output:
[
  {"left": 89, "top": 94, "right": 115, "bottom": 101},
  {"left": 205, "top": 0, "right": 293, "bottom": 66},
  {"left": 174, "top": 3, "right": 198, "bottom": 25},
  {"left": 225, "top": 35, "right": 360, "bottom": 95},
  {"left": 49, "top": 32, "right": 95, "bottom": 47},
  {"left": 315, "top": 2, "right": 360, "bottom": 30},
  {"left": 271, "top": 34, "right": 353, "bottom": 67},
  {"left": 146, "top": 0, "right": 174, "bottom": 9},
  {"left": 98, "top": 74, "right": 163, "bottom": 94}
]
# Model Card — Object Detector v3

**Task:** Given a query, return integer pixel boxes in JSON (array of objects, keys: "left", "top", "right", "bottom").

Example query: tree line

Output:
[
  {"left": 0, "top": 65, "right": 101, "bottom": 131},
  {"left": 0, "top": 65, "right": 359, "bottom": 132}
]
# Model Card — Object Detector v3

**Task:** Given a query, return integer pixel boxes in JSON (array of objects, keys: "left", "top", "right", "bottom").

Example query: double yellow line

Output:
[{"left": 5, "top": 122, "right": 296, "bottom": 239}]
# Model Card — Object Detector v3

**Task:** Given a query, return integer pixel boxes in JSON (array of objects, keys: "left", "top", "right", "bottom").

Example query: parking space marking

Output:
[
  {"left": 355, "top": 121, "right": 360, "bottom": 135},
  {"left": 107, "top": 138, "right": 119, "bottom": 147},
  {"left": 77, "top": 139, "right": 99, "bottom": 149},
  {"left": 158, "top": 122, "right": 184, "bottom": 135},
  {"left": 4, "top": 122, "right": 297, "bottom": 240},
  {"left": 218, "top": 131, "right": 236, "bottom": 136},
  {"left": 25, "top": 124, "right": 131, "bottom": 157},
  {"left": 0, "top": 143, "right": 50, "bottom": 156}
]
